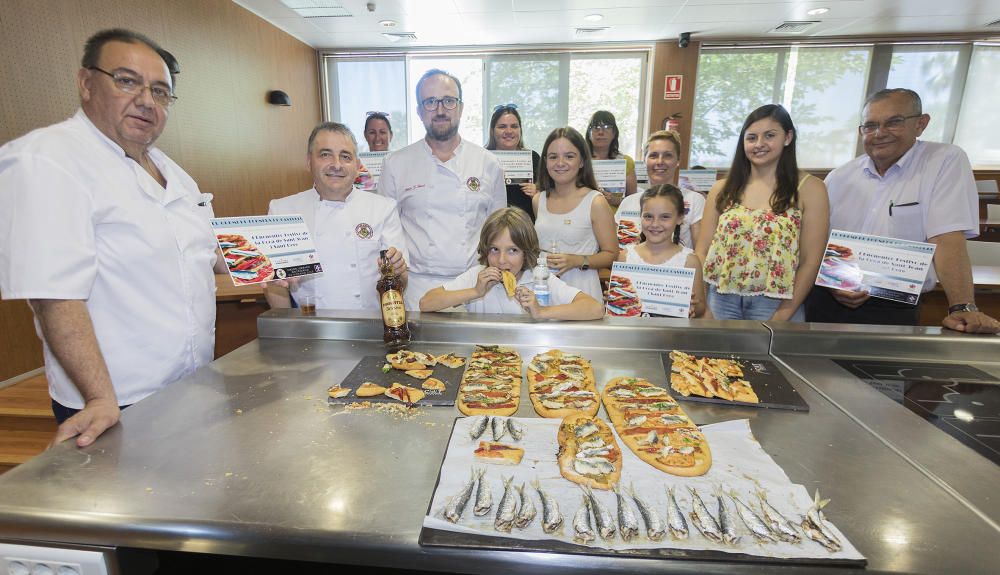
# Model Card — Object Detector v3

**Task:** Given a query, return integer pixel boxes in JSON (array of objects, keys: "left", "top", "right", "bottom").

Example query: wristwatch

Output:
[
  {"left": 948, "top": 302, "right": 979, "bottom": 314},
  {"left": 580, "top": 255, "right": 590, "bottom": 271}
]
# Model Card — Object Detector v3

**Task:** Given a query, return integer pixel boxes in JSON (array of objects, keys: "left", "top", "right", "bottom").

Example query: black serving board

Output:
[
  {"left": 417, "top": 419, "right": 862, "bottom": 568},
  {"left": 660, "top": 351, "right": 809, "bottom": 412},
  {"left": 328, "top": 355, "right": 463, "bottom": 406}
]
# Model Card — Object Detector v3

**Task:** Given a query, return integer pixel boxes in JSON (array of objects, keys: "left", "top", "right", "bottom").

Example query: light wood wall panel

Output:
[
  {"left": 0, "top": 0, "right": 321, "bottom": 378},
  {"left": 647, "top": 40, "right": 701, "bottom": 168}
]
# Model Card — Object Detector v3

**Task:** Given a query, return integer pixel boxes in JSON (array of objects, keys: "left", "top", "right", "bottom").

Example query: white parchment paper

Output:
[{"left": 423, "top": 417, "right": 864, "bottom": 562}]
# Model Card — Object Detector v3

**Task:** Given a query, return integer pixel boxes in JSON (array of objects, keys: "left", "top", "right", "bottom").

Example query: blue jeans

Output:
[{"left": 707, "top": 285, "right": 804, "bottom": 321}]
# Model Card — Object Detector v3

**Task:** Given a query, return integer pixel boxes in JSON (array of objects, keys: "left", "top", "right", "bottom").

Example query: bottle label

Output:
[{"left": 381, "top": 290, "right": 406, "bottom": 327}]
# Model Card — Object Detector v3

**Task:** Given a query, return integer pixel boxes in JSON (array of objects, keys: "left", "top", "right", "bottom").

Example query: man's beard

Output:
[{"left": 427, "top": 116, "right": 460, "bottom": 141}]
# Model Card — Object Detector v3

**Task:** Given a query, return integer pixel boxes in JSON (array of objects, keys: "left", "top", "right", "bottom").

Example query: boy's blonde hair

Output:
[{"left": 477, "top": 208, "right": 541, "bottom": 272}]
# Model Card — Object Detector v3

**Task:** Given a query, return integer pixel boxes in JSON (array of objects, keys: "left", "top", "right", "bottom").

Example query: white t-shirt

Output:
[
  {"left": 379, "top": 138, "right": 506, "bottom": 308},
  {"left": 534, "top": 190, "right": 603, "bottom": 301},
  {"left": 442, "top": 265, "right": 581, "bottom": 314},
  {"left": 615, "top": 188, "right": 705, "bottom": 249},
  {"left": 268, "top": 188, "right": 407, "bottom": 310},
  {"left": 825, "top": 140, "right": 979, "bottom": 291},
  {"left": 624, "top": 245, "right": 693, "bottom": 267},
  {"left": 0, "top": 110, "right": 217, "bottom": 408}
]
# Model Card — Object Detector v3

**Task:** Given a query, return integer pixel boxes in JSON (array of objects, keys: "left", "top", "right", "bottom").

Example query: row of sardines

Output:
[{"left": 444, "top": 441, "right": 842, "bottom": 552}]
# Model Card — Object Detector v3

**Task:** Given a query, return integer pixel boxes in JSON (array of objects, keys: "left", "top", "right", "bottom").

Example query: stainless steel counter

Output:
[{"left": 0, "top": 311, "right": 998, "bottom": 574}]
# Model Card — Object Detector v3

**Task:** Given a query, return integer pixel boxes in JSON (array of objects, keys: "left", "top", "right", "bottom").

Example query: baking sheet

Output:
[
  {"left": 328, "top": 355, "right": 463, "bottom": 406},
  {"left": 661, "top": 351, "right": 809, "bottom": 412},
  {"left": 420, "top": 417, "right": 864, "bottom": 566}
]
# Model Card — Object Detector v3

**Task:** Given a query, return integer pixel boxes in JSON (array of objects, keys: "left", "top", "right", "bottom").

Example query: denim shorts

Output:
[{"left": 707, "top": 285, "right": 804, "bottom": 321}]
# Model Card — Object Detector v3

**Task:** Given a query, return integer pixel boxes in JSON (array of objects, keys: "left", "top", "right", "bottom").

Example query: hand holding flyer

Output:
[
  {"left": 815, "top": 230, "right": 936, "bottom": 304},
  {"left": 213, "top": 215, "right": 323, "bottom": 286}
]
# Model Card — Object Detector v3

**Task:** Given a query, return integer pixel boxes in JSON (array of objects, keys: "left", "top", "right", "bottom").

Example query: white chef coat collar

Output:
[
  {"left": 420, "top": 137, "right": 465, "bottom": 162},
  {"left": 862, "top": 139, "right": 922, "bottom": 179},
  {"left": 314, "top": 186, "right": 359, "bottom": 207}
]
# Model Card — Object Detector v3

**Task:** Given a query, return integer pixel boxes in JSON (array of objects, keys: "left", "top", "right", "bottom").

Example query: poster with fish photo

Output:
[
  {"left": 490, "top": 150, "right": 534, "bottom": 184},
  {"left": 212, "top": 215, "right": 323, "bottom": 286},
  {"left": 678, "top": 169, "right": 717, "bottom": 194},
  {"left": 357, "top": 151, "right": 389, "bottom": 191},
  {"left": 607, "top": 262, "right": 695, "bottom": 318},
  {"left": 814, "top": 229, "right": 936, "bottom": 304},
  {"left": 593, "top": 159, "right": 627, "bottom": 201}
]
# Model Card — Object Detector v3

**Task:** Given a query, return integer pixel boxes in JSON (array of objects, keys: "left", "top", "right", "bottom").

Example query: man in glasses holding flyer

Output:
[
  {"left": 0, "top": 29, "right": 227, "bottom": 446},
  {"left": 265, "top": 122, "right": 408, "bottom": 311},
  {"left": 378, "top": 69, "right": 506, "bottom": 309},
  {"left": 805, "top": 88, "right": 999, "bottom": 333}
]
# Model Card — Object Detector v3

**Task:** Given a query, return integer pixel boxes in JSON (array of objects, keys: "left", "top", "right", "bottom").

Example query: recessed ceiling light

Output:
[
  {"left": 806, "top": 7, "right": 829, "bottom": 16},
  {"left": 379, "top": 19, "right": 397, "bottom": 28},
  {"left": 584, "top": 14, "right": 604, "bottom": 22}
]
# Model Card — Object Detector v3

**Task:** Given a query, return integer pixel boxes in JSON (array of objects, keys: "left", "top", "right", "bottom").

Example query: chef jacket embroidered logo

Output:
[
  {"left": 355, "top": 223, "right": 373, "bottom": 239},
  {"left": 466, "top": 177, "right": 481, "bottom": 192}
]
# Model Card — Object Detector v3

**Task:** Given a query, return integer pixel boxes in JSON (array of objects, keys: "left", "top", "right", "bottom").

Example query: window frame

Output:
[{"left": 320, "top": 45, "right": 651, "bottom": 157}]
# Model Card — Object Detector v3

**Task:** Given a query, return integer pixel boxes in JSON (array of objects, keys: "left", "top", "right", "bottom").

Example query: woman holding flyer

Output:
[
  {"left": 696, "top": 104, "right": 829, "bottom": 321},
  {"left": 485, "top": 104, "right": 539, "bottom": 220},
  {"left": 533, "top": 127, "right": 619, "bottom": 302},
  {"left": 615, "top": 130, "right": 705, "bottom": 251},
  {"left": 616, "top": 185, "right": 705, "bottom": 317},
  {"left": 586, "top": 110, "right": 638, "bottom": 207}
]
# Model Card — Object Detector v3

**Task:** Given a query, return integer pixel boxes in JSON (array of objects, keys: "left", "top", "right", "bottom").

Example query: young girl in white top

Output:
[
  {"left": 617, "top": 184, "right": 706, "bottom": 317},
  {"left": 420, "top": 207, "right": 604, "bottom": 320},
  {"left": 533, "top": 127, "right": 619, "bottom": 302}
]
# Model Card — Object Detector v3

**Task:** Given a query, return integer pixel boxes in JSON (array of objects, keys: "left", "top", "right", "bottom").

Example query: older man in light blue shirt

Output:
[{"left": 805, "top": 88, "right": 999, "bottom": 333}]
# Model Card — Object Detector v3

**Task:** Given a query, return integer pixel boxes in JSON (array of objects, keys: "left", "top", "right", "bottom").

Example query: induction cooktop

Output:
[{"left": 833, "top": 359, "right": 1000, "bottom": 466}]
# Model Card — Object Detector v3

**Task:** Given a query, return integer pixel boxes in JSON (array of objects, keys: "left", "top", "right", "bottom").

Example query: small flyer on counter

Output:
[
  {"left": 356, "top": 151, "right": 389, "bottom": 191},
  {"left": 678, "top": 169, "right": 717, "bottom": 194},
  {"left": 593, "top": 159, "right": 627, "bottom": 200},
  {"left": 212, "top": 215, "right": 323, "bottom": 286},
  {"left": 607, "top": 262, "right": 695, "bottom": 318},
  {"left": 634, "top": 161, "right": 649, "bottom": 185},
  {"left": 814, "top": 229, "right": 936, "bottom": 304},
  {"left": 490, "top": 150, "right": 534, "bottom": 184}
]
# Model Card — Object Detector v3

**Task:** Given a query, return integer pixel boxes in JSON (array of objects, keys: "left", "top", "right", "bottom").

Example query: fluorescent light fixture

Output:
[
  {"left": 806, "top": 7, "right": 830, "bottom": 16},
  {"left": 584, "top": 13, "right": 604, "bottom": 22}
]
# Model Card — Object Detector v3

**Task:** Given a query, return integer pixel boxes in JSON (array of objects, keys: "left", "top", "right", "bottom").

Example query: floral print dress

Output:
[{"left": 703, "top": 204, "right": 801, "bottom": 299}]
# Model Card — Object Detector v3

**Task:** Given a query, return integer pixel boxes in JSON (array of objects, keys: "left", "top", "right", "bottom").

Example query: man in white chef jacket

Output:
[
  {"left": 379, "top": 69, "right": 506, "bottom": 309},
  {"left": 0, "top": 29, "right": 225, "bottom": 447},
  {"left": 265, "top": 122, "right": 408, "bottom": 310}
]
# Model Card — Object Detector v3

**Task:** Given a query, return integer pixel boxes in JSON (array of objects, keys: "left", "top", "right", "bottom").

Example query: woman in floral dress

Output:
[{"left": 695, "top": 104, "right": 829, "bottom": 321}]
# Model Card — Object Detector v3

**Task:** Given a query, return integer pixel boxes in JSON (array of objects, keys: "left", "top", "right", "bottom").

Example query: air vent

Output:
[
  {"left": 383, "top": 32, "right": 418, "bottom": 41},
  {"left": 575, "top": 27, "right": 609, "bottom": 39},
  {"left": 987, "top": 18, "right": 1000, "bottom": 27},
  {"left": 769, "top": 21, "right": 820, "bottom": 34},
  {"left": 280, "top": 1, "right": 351, "bottom": 18}
]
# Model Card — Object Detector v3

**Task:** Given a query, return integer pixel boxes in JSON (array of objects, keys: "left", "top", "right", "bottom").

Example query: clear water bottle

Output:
[
  {"left": 547, "top": 239, "right": 560, "bottom": 274},
  {"left": 533, "top": 255, "right": 550, "bottom": 307}
]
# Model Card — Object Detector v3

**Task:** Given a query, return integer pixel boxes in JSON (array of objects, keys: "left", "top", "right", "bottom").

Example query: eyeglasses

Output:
[
  {"left": 366, "top": 111, "right": 391, "bottom": 118},
  {"left": 88, "top": 66, "right": 177, "bottom": 108},
  {"left": 420, "top": 96, "right": 461, "bottom": 111},
  {"left": 589, "top": 123, "right": 614, "bottom": 131},
  {"left": 858, "top": 114, "right": 921, "bottom": 135},
  {"left": 492, "top": 103, "right": 518, "bottom": 113}
]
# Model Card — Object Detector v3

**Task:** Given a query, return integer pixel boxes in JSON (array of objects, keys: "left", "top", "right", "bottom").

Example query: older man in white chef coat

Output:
[
  {"left": 265, "top": 122, "right": 408, "bottom": 310},
  {"left": 379, "top": 69, "right": 506, "bottom": 309},
  {"left": 0, "top": 29, "right": 225, "bottom": 447}
]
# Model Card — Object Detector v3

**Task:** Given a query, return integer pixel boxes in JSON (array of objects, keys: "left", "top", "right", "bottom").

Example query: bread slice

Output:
[{"left": 474, "top": 441, "right": 524, "bottom": 465}]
